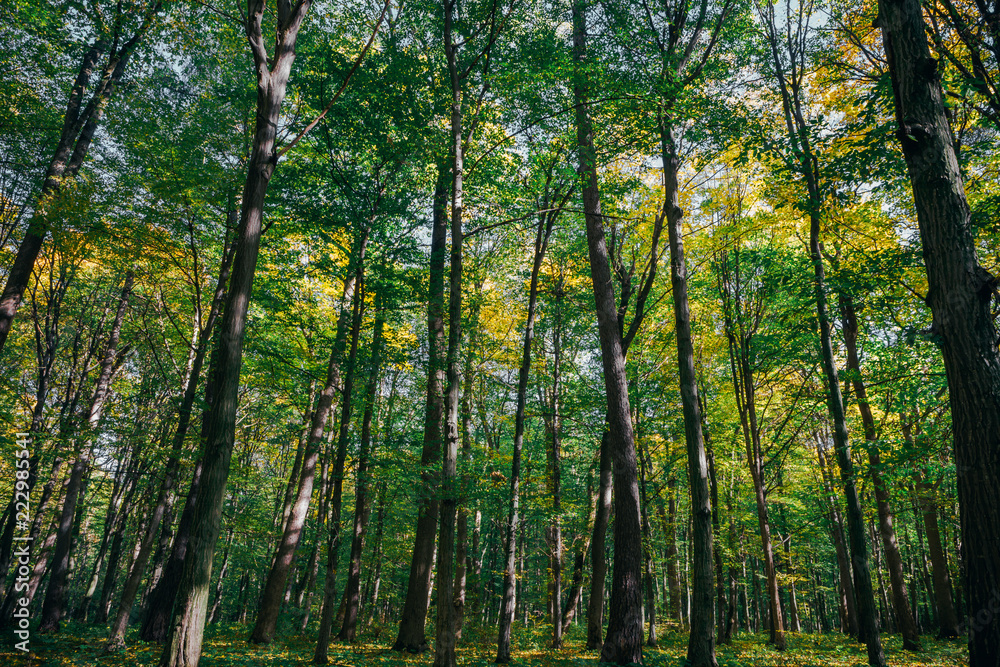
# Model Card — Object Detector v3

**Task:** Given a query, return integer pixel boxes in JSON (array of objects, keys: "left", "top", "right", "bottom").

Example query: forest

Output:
[{"left": 0, "top": 0, "right": 998, "bottom": 665}]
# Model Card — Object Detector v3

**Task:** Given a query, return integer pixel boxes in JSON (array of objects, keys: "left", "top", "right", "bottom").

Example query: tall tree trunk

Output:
[
  {"left": 254, "top": 234, "right": 365, "bottom": 646},
  {"left": 878, "top": 3, "right": 1000, "bottom": 664},
  {"left": 338, "top": 301, "right": 385, "bottom": 642},
  {"left": 759, "top": 3, "right": 885, "bottom": 661},
  {"left": 40, "top": 271, "right": 133, "bottom": 633},
  {"left": 661, "top": 121, "right": 717, "bottom": 667},
  {"left": 433, "top": 7, "right": 464, "bottom": 663},
  {"left": 572, "top": 1, "right": 644, "bottom": 662},
  {"left": 314, "top": 247, "right": 367, "bottom": 664},
  {"left": 158, "top": 4, "right": 311, "bottom": 664},
  {"left": 391, "top": 160, "right": 450, "bottom": 654},
  {"left": 496, "top": 196, "right": 554, "bottom": 663},
  {"left": 840, "top": 294, "right": 921, "bottom": 650}
]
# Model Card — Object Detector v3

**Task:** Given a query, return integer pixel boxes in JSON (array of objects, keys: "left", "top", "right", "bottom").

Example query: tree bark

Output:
[
  {"left": 878, "top": 2, "right": 1000, "bottom": 664},
  {"left": 391, "top": 160, "right": 449, "bottom": 654},
  {"left": 433, "top": 7, "right": 464, "bottom": 663},
  {"left": 571, "top": 1, "right": 644, "bottom": 662}
]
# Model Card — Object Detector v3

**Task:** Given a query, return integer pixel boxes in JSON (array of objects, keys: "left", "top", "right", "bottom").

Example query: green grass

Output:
[{"left": 0, "top": 620, "right": 969, "bottom": 666}]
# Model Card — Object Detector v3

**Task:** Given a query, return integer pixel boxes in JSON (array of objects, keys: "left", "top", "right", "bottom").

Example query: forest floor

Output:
[{"left": 0, "top": 621, "right": 969, "bottom": 666}]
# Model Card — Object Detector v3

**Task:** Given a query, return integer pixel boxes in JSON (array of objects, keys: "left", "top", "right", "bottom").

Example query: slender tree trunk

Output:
[
  {"left": 561, "top": 481, "right": 596, "bottom": 635},
  {"left": 338, "top": 303, "right": 385, "bottom": 642},
  {"left": 878, "top": 3, "right": 1000, "bottom": 664},
  {"left": 40, "top": 272, "right": 133, "bottom": 633},
  {"left": 661, "top": 120, "right": 717, "bottom": 667},
  {"left": 547, "top": 275, "right": 565, "bottom": 648},
  {"left": 454, "top": 293, "right": 479, "bottom": 642},
  {"left": 496, "top": 198, "right": 554, "bottom": 663},
  {"left": 254, "top": 236, "right": 365, "bottom": 646},
  {"left": 637, "top": 436, "right": 658, "bottom": 647},
  {"left": 0, "top": 8, "right": 158, "bottom": 353},
  {"left": 433, "top": 9, "right": 464, "bottom": 663},
  {"left": 760, "top": 3, "right": 885, "bottom": 659},
  {"left": 840, "top": 294, "right": 920, "bottom": 650},
  {"left": 314, "top": 249, "right": 367, "bottom": 664},
  {"left": 159, "top": 5, "right": 311, "bottom": 664}
]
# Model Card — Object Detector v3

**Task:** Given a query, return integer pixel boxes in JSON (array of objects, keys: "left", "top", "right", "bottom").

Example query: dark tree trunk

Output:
[
  {"left": 840, "top": 294, "right": 921, "bottom": 650},
  {"left": 878, "top": 3, "right": 1000, "bottom": 664},
  {"left": 158, "top": 4, "right": 311, "bottom": 664},
  {"left": 391, "top": 160, "right": 450, "bottom": 655},
  {"left": 572, "top": 1, "right": 644, "bottom": 662}
]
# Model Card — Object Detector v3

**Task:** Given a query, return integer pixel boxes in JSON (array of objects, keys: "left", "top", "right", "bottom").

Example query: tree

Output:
[
  {"left": 878, "top": 0, "right": 1000, "bottom": 663},
  {"left": 158, "top": 1, "right": 312, "bottom": 664}
]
